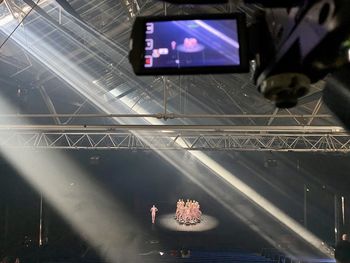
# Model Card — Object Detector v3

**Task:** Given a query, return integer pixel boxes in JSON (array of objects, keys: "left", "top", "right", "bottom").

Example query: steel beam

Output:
[
  {"left": 0, "top": 113, "right": 334, "bottom": 119},
  {"left": 0, "top": 124, "right": 345, "bottom": 133}
]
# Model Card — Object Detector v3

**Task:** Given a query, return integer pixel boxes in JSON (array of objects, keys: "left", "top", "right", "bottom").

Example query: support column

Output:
[
  {"left": 335, "top": 195, "right": 340, "bottom": 243},
  {"left": 303, "top": 184, "right": 308, "bottom": 228},
  {"left": 4, "top": 204, "right": 9, "bottom": 247},
  {"left": 39, "top": 192, "right": 43, "bottom": 246}
]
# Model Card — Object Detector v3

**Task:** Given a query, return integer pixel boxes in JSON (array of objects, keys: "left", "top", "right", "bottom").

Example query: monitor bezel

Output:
[{"left": 129, "top": 13, "right": 249, "bottom": 75}]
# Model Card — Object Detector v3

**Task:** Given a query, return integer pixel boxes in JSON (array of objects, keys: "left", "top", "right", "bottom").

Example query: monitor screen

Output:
[{"left": 143, "top": 19, "right": 241, "bottom": 69}]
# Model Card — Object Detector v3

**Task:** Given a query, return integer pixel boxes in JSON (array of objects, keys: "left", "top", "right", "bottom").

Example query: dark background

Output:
[{"left": 0, "top": 150, "right": 349, "bottom": 260}]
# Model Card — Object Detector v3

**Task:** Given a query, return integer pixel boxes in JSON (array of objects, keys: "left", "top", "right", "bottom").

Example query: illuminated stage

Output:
[{"left": 159, "top": 214, "right": 218, "bottom": 232}]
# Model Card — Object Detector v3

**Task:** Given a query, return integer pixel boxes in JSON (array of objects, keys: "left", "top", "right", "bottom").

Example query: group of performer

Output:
[{"left": 175, "top": 199, "right": 202, "bottom": 225}]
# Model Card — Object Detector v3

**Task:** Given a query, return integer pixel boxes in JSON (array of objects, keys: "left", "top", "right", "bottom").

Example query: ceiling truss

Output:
[{"left": 2, "top": 130, "right": 350, "bottom": 152}]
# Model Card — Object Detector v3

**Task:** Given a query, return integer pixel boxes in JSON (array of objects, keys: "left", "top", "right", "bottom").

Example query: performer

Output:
[
  {"left": 194, "top": 201, "right": 202, "bottom": 222},
  {"left": 176, "top": 199, "right": 182, "bottom": 220},
  {"left": 150, "top": 205, "right": 158, "bottom": 224}
]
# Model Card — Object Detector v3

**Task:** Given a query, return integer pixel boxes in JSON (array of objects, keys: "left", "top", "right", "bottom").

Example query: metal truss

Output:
[{"left": 2, "top": 131, "right": 350, "bottom": 152}]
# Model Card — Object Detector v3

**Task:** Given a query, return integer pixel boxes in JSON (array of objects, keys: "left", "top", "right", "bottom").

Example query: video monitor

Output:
[{"left": 129, "top": 14, "right": 249, "bottom": 75}]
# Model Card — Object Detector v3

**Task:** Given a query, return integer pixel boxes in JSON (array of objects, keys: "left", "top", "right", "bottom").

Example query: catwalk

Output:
[{"left": 159, "top": 214, "right": 218, "bottom": 232}]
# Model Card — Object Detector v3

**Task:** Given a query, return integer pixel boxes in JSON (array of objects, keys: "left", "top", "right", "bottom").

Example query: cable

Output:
[{"left": 0, "top": 0, "right": 40, "bottom": 50}]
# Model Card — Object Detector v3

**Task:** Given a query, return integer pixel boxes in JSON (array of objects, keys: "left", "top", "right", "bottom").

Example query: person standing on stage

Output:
[{"left": 150, "top": 205, "right": 158, "bottom": 224}]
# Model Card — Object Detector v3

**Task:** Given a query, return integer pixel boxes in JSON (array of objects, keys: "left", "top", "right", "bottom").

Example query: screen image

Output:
[{"left": 144, "top": 19, "right": 240, "bottom": 69}]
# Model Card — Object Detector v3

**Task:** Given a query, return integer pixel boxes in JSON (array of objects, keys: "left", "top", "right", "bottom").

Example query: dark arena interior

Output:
[{"left": 1, "top": 0, "right": 350, "bottom": 263}]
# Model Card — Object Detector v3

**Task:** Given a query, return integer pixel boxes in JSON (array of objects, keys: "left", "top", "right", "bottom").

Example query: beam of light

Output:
[
  {"left": 0, "top": 14, "right": 14, "bottom": 26},
  {"left": 0, "top": 98, "right": 145, "bottom": 263},
  {"left": 0, "top": 3, "right": 333, "bottom": 258},
  {"left": 194, "top": 20, "right": 239, "bottom": 48},
  {"left": 187, "top": 150, "right": 332, "bottom": 255},
  {"left": 0, "top": 0, "right": 50, "bottom": 26}
]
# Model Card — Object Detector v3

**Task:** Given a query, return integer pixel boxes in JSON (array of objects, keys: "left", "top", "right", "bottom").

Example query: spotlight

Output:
[
  {"left": 89, "top": 155, "right": 100, "bottom": 165},
  {"left": 264, "top": 159, "right": 277, "bottom": 168}
]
